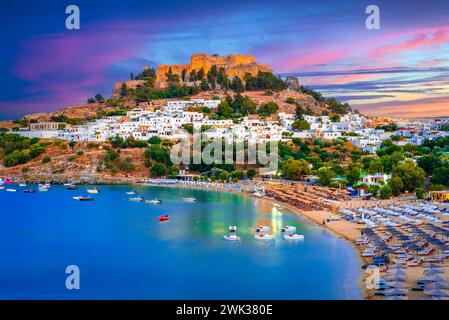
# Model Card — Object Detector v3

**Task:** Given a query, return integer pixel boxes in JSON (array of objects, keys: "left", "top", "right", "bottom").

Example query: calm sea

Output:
[{"left": 0, "top": 185, "right": 362, "bottom": 299}]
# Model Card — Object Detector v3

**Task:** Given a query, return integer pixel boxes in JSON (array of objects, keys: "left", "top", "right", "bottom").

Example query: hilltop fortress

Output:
[{"left": 114, "top": 53, "right": 272, "bottom": 92}]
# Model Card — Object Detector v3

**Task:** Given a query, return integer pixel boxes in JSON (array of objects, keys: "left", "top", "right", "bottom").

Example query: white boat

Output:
[
  {"left": 283, "top": 234, "right": 304, "bottom": 240},
  {"left": 72, "top": 196, "right": 94, "bottom": 201},
  {"left": 254, "top": 233, "right": 274, "bottom": 240},
  {"left": 182, "top": 197, "right": 196, "bottom": 202},
  {"left": 39, "top": 183, "right": 51, "bottom": 189},
  {"left": 0, "top": 186, "right": 5, "bottom": 190},
  {"left": 6, "top": 188, "right": 17, "bottom": 192},
  {"left": 223, "top": 234, "right": 241, "bottom": 241},
  {"left": 126, "top": 191, "right": 137, "bottom": 195},
  {"left": 38, "top": 187, "right": 49, "bottom": 192},
  {"left": 281, "top": 226, "right": 296, "bottom": 233},
  {"left": 145, "top": 199, "right": 162, "bottom": 204},
  {"left": 229, "top": 226, "right": 237, "bottom": 232},
  {"left": 19, "top": 183, "right": 26, "bottom": 187},
  {"left": 129, "top": 197, "right": 144, "bottom": 202},
  {"left": 255, "top": 226, "right": 270, "bottom": 233},
  {"left": 87, "top": 188, "right": 99, "bottom": 194}
]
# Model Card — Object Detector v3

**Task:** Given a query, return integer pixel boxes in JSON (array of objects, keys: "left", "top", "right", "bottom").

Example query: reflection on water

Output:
[{"left": 0, "top": 185, "right": 362, "bottom": 299}]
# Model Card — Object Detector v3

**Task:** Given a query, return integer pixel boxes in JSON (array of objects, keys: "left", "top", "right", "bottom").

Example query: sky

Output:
[{"left": 1, "top": 0, "right": 449, "bottom": 120}]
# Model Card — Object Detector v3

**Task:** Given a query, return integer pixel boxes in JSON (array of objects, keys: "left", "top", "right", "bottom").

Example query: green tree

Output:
[
  {"left": 291, "top": 119, "right": 310, "bottom": 131},
  {"left": 257, "top": 102, "right": 279, "bottom": 116},
  {"left": 231, "top": 76, "right": 244, "bottom": 93},
  {"left": 246, "top": 168, "right": 256, "bottom": 179},
  {"left": 217, "top": 101, "right": 233, "bottom": 118},
  {"left": 231, "top": 170, "right": 245, "bottom": 181},
  {"left": 392, "top": 159, "right": 425, "bottom": 192},
  {"left": 281, "top": 158, "right": 311, "bottom": 180},
  {"left": 380, "top": 185, "right": 392, "bottom": 199},
  {"left": 150, "top": 163, "right": 165, "bottom": 177},
  {"left": 148, "top": 136, "right": 161, "bottom": 145},
  {"left": 317, "top": 167, "right": 336, "bottom": 185},
  {"left": 42, "top": 156, "right": 51, "bottom": 164},
  {"left": 390, "top": 176, "right": 404, "bottom": 196},
  {"left": 415, "top": 187, "right": 425, "bottom": 199}
]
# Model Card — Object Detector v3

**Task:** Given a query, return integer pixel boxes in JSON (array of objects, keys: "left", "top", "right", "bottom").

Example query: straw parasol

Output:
[
  {"left": 385, "top": 296, "right": 407, "bottom": 300},
  {"left": 384, "top": 288, "right": 408, "bottom": 296},
  {"left": 424, "top": 269, "right": 445, "bottom": 276},
  {"left": 423, "top": 275, "right": 447, "bottom": 283},
  {"left": 423, "top": 289, "right": 449, "bottom": 297},
  {"left": 386, "top": 270, "right": 407, "bottom": 277},
  {"left": 385, "top": 275, "right": 407, "bottom": 282},
  {"left": 385, "top": 281, "right": 408, "bottom": 289},
  {"left": 424, "top": 282, "right": 449, "bottom": 290},
  {"left": 388, "top": 264, "right": 406, "bottom": 270}
]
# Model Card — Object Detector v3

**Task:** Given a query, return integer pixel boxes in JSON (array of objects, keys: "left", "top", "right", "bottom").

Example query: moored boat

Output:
[
  {"left": 66, "top": 184, "right": 78, "bottom": 190},
  {"left": 145, "top": 199, "right": 162, "bottom": 204},
  {"left": 182, "top": 197, "right": 196, "bottom": 202},
  {"left": 23, "top": 189, "right": 36, "bottom": 193},
  {"left": 254, "top": 233, "right": 274, "bottom": 240},
  {"left": 228, "top": 226, "right": 237, "bottom": 232},
  {"left": 255, "top": 226, "right": 270, "bottom": 233},
  {"left": 281, "top": 226, "right": 296, "bottom": 233},
  {"left": 159, "top": 215, "right": 170, "bottom": 222},
  {"left": 129, "top": 197, "right": 144, "bottom": 202},
  {"left": 73, "top": 196, "right": 94, "bottom": 201},
  {"left": 87, "top": 188, "right": 99, "bottom": 194},
  {"left": 126, "top": 191, "right": 137, "bottom": 195},
  {"left": 283, "top": 234, "right": 304, "bottom": 240},
  {"left": 6, "top": 188, "right": 17, "bottom": 192},
  {"left": 19, "top": 183, "right": 26, "bottom": 187},
  {"left": 223, "top": 234, "right": 241, "bottom": 241}
]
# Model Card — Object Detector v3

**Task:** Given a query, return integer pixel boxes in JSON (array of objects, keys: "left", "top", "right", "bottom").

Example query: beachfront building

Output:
[{"left": 362, "top": 173, "right": 391, "bottom": 186}]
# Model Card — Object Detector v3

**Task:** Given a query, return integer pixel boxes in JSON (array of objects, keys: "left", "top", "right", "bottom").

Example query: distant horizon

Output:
[{"left": 1, "top": 0, "right": 449, "bottom": 119}]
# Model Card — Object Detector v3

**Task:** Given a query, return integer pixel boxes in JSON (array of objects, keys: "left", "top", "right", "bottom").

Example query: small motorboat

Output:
[
  {"left": 223, "top": 234, "right": 241, "bottom": 241},
  {"left": 159, "top": 215, "right": 170, "bottom": 222},
  {"left": 281, "top": 226, "right": 296, "bottom": 233},
  {"left": 283, "top": 234, "right": 304, "bottom": 240},
  {"left": 145, "top": 199, "right": 162, "bottom": 204},
  {"left": 66, "top": 184, "right": 78, "bottom": 190},
  {"left": 73, "top": 196, "right": 94, "bottom": 201},
  {"left": 255, "top": 226, "right": 270, "bottom": 233},
  {"left": 228, "top": 226, "right": 237, "bottom": 232},
  {"left": 129, "top": 197, "right": 144, "bottom": 202},
  {"left": 0, "top": 186, "right": 5, "bottom": 190},
  {"left": 23, "top": 189, "right": 36, "bottom": 193},
  {"left": 254, "top": 234, "right": 274, "bottom": 240},
  {"left": 87, "top": 188, "right": 99, "bottom": 194},
  {"left": 39, "top": 183, "right": 51, "bottom": 189},
  {"left": 38, "top": 187, "right": 49, "bottom": 192},
  {"left": 6, "top": 188, "right": 17, "bottom": 192},
  {"left": 182, "top": 197, "right": 196, "bottom": 202},
  {"left": 126, "top": 191, "right": 137, "bottom": 195},
  {"left": 19, "top": 183, "right": 26, "bottom": 187}
]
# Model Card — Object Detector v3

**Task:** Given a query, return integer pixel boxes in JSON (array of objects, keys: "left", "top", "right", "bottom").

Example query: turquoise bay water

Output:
[{"left": 0, "top": 185, "right": 362, "bottom": 299}]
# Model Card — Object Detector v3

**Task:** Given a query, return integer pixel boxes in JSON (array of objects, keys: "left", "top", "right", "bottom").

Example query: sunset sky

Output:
[{"left": 1, "top": 0, "right": 449, "bottom": 119}]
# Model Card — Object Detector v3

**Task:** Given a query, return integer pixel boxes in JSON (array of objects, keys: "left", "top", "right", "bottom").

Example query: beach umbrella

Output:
[
  {"left": 384, "top": 288, "right": 408, "bottom": 296},
  {"left": 423, "top": 275, "right": 447, "bottom": 283},
  {"left": 424, "top": 282, "right": 449, "bottom": 290},
  {"left": 388, "top": 264, "right": 406, "bottom": 270},
  {"left": 420, "top": 296, "right": 446, "bottom": 300},
  {"left": 385, "top": 275, "right": 407, "bottom": 282},
  {"left": 423, "top": 263, "right": 443, "bottom": 269},
  {"left": 385, "top": 296, "right": 407, "bottom": 300},
  {"left": 386, "top": 270, "right": 407, "bottom": 277},
  {"left": 423, "top": 289, "right": 449, "bottom": 297},
  {"left": 385, "top": 281, "right": 408, "bottom": 289},
  {"left": 424, "top": 269, "right": 445, "bottom": 276}
]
